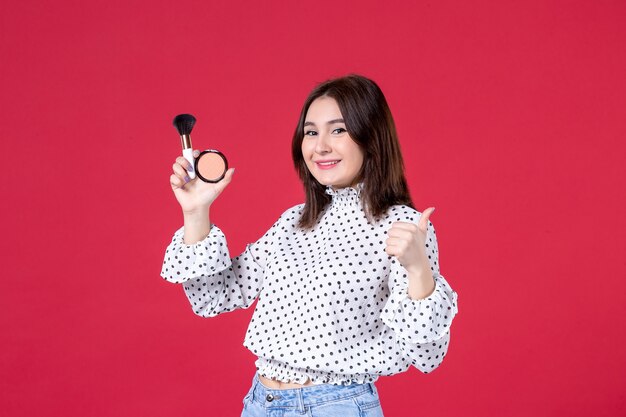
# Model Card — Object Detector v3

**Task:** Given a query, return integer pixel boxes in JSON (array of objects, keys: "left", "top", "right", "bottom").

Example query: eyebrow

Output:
[{"left": 304, "top": 118, "right": 345, "bottom": 127}]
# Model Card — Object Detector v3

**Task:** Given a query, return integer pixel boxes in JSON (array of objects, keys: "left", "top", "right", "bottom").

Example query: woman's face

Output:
[{"left": 301, "top": 96, "right": 365, "bottom": 189}]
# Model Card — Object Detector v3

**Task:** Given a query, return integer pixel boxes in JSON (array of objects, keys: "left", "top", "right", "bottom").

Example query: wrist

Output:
[
  {"left": 182, "top": 209, "right": 212, "bottom": 245},
  {"left": 183, "top": 205, "right": 209, "bottom": 217},
  {"left": 406, "top": 268, "right": 436, "bottom": 300}
]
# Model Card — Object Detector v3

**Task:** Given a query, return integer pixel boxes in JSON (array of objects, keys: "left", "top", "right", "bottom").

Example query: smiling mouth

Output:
[
  {"left": 316, "top": 160, "right": 340, "bottom": 166},
  {"left": 315, "top": 160, "right": 341, "bottom": 170}
]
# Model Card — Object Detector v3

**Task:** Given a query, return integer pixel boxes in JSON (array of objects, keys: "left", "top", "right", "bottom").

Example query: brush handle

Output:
[{"left": 182, "top": 148, "right": 196, "bottom": 179}]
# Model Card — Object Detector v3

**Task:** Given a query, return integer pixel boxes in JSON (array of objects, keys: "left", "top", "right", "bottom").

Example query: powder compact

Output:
[{"left": 194, "top": 149, "right": 228, "bottom": 183}]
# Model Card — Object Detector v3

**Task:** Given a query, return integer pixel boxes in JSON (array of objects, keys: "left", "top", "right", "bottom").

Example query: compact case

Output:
[{"left": 194, "top": 149, "right": 228, "bottom": 183}]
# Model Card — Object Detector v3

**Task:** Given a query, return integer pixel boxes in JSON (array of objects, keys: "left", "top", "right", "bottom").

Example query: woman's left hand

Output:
[{"left": 384, "top": 207, "right": 436, "bottom": 274}]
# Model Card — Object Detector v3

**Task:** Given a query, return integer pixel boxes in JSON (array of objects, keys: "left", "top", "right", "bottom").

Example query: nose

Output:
[{"left": 314, "top": 132, "right": 331, "bottom": 154}]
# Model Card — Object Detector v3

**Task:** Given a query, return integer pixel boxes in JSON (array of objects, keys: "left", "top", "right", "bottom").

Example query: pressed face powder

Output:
[{"left": 194, "top": 150, "right": 228, "bottom": 183}]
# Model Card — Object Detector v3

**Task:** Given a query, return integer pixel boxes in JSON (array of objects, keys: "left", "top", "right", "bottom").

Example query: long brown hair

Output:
[{"left": 292, "top": 74, "right": 414, "bottom": 229}]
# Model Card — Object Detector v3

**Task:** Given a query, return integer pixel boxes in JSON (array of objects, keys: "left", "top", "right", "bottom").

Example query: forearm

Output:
[{"left": 183, "top": 208, "right": 212, "bottom": 244}]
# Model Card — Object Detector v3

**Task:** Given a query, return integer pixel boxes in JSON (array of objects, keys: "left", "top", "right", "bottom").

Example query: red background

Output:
[{"left": 1, "top": 0, "right": 625, "bottom": 416}]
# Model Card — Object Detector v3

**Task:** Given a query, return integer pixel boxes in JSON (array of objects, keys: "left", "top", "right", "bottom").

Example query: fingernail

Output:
[{"left": 184, "top": 175, "right": 190, "bottom": 183}]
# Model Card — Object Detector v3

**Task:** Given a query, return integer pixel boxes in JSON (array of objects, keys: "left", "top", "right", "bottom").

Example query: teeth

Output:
[{"left": 318, "top": 161, "right": 339, "bottom": 166}]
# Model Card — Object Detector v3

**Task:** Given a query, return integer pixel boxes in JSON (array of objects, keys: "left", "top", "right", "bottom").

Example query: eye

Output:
[
  {"left": 332, "top": 127, "right": 347, "bottom": 134},
  {"left": 304, "top": 130, "right": 318, "bottom": 136}
]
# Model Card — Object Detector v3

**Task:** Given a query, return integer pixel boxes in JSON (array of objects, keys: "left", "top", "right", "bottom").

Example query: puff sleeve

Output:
[
  {"left": 380, "top": 220, "right": 459, "bottom": 373},
  {"left": 160, "top": 215, "right": 282, "bottom": 317}
]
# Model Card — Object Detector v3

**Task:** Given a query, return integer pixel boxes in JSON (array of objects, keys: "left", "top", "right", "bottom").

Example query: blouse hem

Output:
[{"left": 254, "top": 357, "right": 379, "bottom": 386}]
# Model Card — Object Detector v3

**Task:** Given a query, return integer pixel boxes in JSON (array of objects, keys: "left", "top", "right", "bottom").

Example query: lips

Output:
[{"left": 315, "top": 160, "right": 340, "bottom": 170}]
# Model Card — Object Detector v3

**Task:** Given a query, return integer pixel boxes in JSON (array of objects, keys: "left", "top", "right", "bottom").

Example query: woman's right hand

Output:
[{"left": 169, "top": 149, "right": 235, "bottom": 214}]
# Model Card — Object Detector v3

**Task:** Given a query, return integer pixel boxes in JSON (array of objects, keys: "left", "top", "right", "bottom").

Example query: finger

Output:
[
  {"left": 387, "top": 222, "right": 419, "bottom": 236},
  {"left": 172, "top": 162, "right": 191, "bottom": 182},
  {"left": 390, "top": 222, "right": 419, "bottom": 233},
  {"left": 212, "top": 168, "right": 236, "bottom": 192},
  {"left": 418, "top": 207, "right": 436, "bottom": 230},
  {"left": 384, "top": 244, "right": 401, "bottom": 256},
  {"left": 175, "top": 156, "right": 194, "bottom": 172},
  {"left": 385, "top": 237, "right": 405, "bottom": 247},
  {"left": 193, "top": 149, "right": 200, "bottom": 158},
  {"left": 387, "top": 227, "right": 414, "bottom": 239},
  {"left": 220, "top": 168, "right": 236, "bottom": 185},
  {"left": 170, "top": 173, "right": 185, "bottom": 189}
]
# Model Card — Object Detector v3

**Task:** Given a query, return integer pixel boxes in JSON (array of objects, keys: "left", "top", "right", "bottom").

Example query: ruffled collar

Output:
[{"left": 325, "top": 182, "right": 364, "bottom": 208}]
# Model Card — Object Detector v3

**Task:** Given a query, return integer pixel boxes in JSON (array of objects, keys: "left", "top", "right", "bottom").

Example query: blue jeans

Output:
[{"left": 241, "top": 371, "right": 385, "bottom": 417}]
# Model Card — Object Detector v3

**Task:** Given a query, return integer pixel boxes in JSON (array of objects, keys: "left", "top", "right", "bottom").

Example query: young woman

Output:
[{"left": 161, "top": 74, "right": 459, "bottom": 416}]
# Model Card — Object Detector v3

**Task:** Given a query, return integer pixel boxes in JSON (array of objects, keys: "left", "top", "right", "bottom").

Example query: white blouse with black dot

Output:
[{"left": 161, "top": 183, "right": 459, "bottom": 386}]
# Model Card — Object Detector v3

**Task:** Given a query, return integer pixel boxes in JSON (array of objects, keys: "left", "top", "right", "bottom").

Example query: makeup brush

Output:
[{"left": 173, "top": 114, "right": 197, "bottom": 179}]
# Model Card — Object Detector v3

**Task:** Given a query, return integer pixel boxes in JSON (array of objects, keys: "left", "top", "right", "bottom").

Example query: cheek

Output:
[
  {"left": 301, "top": 141, "right": 312, "bottom": 158},
  {"left": 346, "top": 146, "right": 365, "bottom": 170}
]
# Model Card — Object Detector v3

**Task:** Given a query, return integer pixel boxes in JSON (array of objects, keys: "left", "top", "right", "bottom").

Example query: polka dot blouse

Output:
[{"left": 161, "top": 183, "right": 459, "bottom": 386}]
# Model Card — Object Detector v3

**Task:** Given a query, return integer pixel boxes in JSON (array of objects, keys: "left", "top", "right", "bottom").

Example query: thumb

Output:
[
  {"left": 418, "top": 207, "right": 436, "bottom": 230},
  {"left": 215, "top": 168, "right": 235, "bottom": 191},
  {"left": 223, "top": 167, "right": 235, "bottom": 183}
]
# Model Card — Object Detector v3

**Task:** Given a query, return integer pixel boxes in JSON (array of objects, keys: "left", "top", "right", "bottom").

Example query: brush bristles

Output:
[{"left": 173, "top": 114, "right": 196, "bottom": 136}]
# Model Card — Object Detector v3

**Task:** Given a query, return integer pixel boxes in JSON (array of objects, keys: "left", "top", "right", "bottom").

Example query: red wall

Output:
[{"left": 1, "top": 1, "right": 625, "bottom": 416}]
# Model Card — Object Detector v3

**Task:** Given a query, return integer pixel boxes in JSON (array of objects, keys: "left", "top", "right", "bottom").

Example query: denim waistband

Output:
[{"left": 249, "top": 371, "right": 377, "bottom": 411}]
